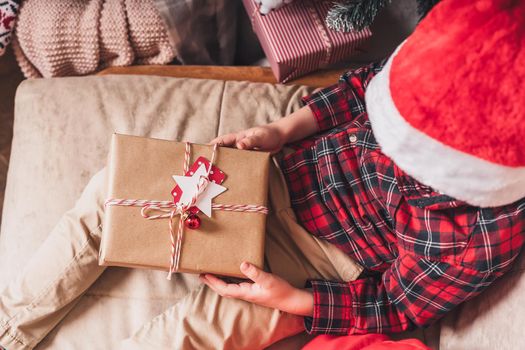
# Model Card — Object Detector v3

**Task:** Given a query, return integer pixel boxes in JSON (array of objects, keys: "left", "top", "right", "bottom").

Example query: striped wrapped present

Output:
[{"left": 243, "top": 0, "right": 372, "bottom": 83}]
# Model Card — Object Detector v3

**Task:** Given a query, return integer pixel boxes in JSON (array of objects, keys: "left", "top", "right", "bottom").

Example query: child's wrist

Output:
[
  {"left": 285, "top": 288, "right": 314, "bottom": 317},
  {"left": 274, "top": 120, "right": 294, "bottom": 146},
  {"left": 275, "top": 106, "right": 317, "bottom": 145}
]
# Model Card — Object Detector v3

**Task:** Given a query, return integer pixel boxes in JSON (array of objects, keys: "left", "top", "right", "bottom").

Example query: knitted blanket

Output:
[{"left": 13, "top": 0, "right": 176, "bottom": 78}]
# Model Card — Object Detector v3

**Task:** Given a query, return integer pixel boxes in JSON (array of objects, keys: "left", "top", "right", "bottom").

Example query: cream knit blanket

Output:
[{"left": 13, "top": 0, "right": 176, "bottom": 78}]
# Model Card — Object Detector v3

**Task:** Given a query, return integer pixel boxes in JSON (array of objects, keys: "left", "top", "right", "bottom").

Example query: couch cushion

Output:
[
  {"left": 439, "top": 254, "right": 525, "bottom": 350},
  {"left": 0, "top": 75, "right": 311, "bottom": 348}
]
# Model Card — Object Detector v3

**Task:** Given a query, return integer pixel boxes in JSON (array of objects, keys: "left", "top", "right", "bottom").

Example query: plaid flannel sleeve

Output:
[
  {"left": 302, "top": 61, "right": 385, "bottom": 132},
  {"left": 304, "top": 254, "right": 495, "bottom": 335}
]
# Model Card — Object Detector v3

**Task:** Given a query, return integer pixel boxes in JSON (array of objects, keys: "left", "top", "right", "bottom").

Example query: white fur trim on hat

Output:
[{"left": 365, "top": 46, "right": 525, "bottom": 208}]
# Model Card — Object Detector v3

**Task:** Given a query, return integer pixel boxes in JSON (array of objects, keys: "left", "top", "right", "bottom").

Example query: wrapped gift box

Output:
[
  {"left": 99, "top": 134, "right": 270, "bottom": 278},
  {"left": 243, "top": 0, "right": 372, "bottom": 83}
]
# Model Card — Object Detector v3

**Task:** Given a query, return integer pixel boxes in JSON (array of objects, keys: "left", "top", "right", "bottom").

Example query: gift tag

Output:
[{"left": 172, "top": 156, "right": 227, "bottom": 216}]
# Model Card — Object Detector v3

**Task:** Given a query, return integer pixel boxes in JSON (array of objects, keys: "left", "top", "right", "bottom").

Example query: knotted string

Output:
[{"left": 105, "top": 143, "right": 268, "bottom": 280}]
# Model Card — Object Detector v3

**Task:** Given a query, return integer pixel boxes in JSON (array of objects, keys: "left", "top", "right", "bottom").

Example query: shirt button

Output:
[{"left": 349, "top": 134, "right": 358, "bottom": 144}]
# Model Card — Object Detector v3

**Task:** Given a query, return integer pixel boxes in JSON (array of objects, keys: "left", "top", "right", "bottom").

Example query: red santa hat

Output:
[{"left": 365, "top": 0, "right": 525, "bottom": 208}]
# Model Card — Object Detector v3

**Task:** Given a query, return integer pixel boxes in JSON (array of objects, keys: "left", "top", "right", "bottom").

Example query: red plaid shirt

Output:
[{"left": 281, "top": 62, "right": 525, "bottom": 335}]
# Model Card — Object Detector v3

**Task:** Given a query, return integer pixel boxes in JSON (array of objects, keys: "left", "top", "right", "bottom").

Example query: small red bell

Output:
[{"left": 184, "top": 213, "right": 201, "bottom": 230}]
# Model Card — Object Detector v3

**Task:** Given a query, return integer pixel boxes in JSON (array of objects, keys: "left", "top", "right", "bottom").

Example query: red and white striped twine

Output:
[{"left": 105, "top": 142, "right": 269, "bottom": 280}]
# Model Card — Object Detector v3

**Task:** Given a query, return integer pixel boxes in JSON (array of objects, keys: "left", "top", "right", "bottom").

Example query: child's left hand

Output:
[{"left": 200, "top": 262, "right": 313, "bottom": 317}]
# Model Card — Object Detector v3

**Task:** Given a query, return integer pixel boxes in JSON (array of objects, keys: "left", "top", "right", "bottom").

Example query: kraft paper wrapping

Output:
[{"left": 99, "top": 134, "right": 270, "bottom": 278}]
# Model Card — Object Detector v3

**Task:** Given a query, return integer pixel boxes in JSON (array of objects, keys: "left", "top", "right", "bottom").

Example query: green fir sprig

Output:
[
  {"left": 417, "top": 0, "right": 441, "bottom": 19},
  {"left": 326, "top": 0, "right": 442, "bottom": 32},
  {"left": 326, "top": 0, "right": 391, "bottom": 32}
]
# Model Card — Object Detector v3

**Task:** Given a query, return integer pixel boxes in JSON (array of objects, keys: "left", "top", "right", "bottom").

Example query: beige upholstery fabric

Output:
[
  {"left": 3, "top": 73, "right": 524, "bottom": 349},
  {"left": 439, "top": 255, "right": 525, "bottom": 350},
  {"left": 0, "top": 75, "right": 311, "bottom": 349}
]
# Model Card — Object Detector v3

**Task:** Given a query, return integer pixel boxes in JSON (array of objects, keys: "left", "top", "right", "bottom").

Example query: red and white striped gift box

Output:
[{"left": 243, "top": 0, "right": 372, "bottom": 83}]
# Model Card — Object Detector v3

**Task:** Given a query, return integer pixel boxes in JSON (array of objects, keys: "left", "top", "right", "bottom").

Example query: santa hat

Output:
[{"left": 365, "top": 0, "right": 525, "bottom": 208}]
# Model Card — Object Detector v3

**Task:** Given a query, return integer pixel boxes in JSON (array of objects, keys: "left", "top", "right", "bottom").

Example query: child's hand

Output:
[
  {"left": 210, "top": 124, "right": 285, "bottom": 154},
  {"left": 211, "top": 106, "right": 318, "bottom": 153},
  {"left": 200, "top": 262, "right": 314, "bottom": 317}
]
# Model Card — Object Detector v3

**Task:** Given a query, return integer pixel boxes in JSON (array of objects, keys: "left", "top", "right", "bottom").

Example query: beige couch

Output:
[
  {"left": 0, "top": 75, "right": 314, "bottom": 349},
  {"left": 1, "top": 74, "right": 525, "bottom": 349}
]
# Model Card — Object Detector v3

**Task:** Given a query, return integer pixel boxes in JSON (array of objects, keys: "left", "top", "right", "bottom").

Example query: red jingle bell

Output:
[{"left": 184, "top": 213, "right": 201, "bottom": 230}]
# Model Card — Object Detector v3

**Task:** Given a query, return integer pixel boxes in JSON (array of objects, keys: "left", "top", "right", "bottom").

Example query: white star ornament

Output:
[{"left": 172, "top": 163, "right": 227, "bottom": 217}]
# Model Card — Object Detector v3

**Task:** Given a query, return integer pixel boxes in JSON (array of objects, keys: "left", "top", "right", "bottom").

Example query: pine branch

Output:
[
  {"left": 326, "top": 0, "right": 391, "bottom": 32},
  {"left": 417, "top": 0, "right": 441, "bottom": 19}
]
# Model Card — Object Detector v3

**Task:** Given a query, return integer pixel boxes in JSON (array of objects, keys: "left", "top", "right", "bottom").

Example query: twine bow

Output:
[{"left": 105, "top": 142, "right": 269, "bottom": 280}]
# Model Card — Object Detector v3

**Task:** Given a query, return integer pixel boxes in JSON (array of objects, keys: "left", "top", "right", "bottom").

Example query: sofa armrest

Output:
[{"left": 98, "top": 65, "right": 351, "bottom": 88}]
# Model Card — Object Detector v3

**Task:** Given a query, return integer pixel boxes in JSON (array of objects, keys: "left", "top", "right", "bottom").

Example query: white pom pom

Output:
[{"left": 257, "top": 0, "right": 292, "bottom": 14}]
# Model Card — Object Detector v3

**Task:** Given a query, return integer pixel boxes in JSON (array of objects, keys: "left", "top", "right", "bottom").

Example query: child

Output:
[
  {"left": 1, "top": 0, "right": 524, "bottom": 349},
  {"left": 205, "top": 0, "right": 525, "bottom": 337}
]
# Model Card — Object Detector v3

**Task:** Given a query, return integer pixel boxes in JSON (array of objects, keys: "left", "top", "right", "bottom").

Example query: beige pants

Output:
[{"left": 0, "top": 157, "right": 362, "bottom": 350}]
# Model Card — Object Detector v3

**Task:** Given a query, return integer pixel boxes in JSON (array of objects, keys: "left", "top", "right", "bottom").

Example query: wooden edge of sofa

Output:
[{"left": 97, "top": 65, "right": 349, "bottom": 88}]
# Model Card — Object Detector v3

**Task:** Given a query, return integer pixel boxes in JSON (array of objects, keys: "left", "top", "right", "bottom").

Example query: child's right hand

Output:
[
  {"left": 210, "top": 124, "right": 285, "bottom": 154},
  {"left": 211, "top": 105, "right": 318, "bottom": 154}
]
